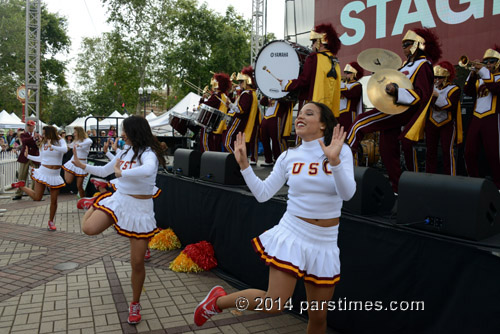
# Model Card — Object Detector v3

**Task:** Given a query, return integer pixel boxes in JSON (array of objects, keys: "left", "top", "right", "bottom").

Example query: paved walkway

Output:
[{"left": 0, "top": 192, "right": 338, "bottom": 334}]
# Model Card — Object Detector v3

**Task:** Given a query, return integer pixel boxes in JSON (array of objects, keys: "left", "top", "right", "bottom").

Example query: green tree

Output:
[
  {"left": 90, "top": 0, "right": 251, "bottom": 113},
  {"left": 75, "top": 32, "right": 141, "bottom": 116},
  {"left": 48, "top": 88, "right": 79, "bottom": 126},
  {"left": 0, "top": 0, "right": 70, "bottom": 118}
]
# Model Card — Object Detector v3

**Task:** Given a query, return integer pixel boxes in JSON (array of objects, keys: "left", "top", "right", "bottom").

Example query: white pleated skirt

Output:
[
  {"left": 93, "top": 191, "right": 159, "bottom": 239},
  {"left": 62, "top": 160, "right": 88, "bottom": 177},
  {"left": 31, "top": 166, "right": 66, "bottom": 189},
  {"left": 252, "top": 211, "right": 340, "bottom": 286}
]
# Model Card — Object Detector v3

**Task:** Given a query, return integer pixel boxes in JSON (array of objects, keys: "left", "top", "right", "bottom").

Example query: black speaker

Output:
[
  {"left": 173, "top": 149, "right": 201, "bottom": 177},
  {"left": 343, "top": 167, "right": 396, "bottom": 215},
  {"left": 199, "top": 152, "right": 245, "bottom": 185},
  {"left": 397, "top": 172, "right": 500, "bottom": 241}
]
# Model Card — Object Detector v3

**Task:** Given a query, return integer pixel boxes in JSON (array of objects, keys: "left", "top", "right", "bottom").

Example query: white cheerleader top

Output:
[
  {"left": 71, "top": 138, "right": 93, "bottom": 161},
  {"left": 241, "top": 138, "right": 356, "bottom": 219},
  {"left": 84, "top": 146, "right": 158, "bottom": 195},
  {"left": 27, "top": 139, "right": 67, "bottom": 165}
]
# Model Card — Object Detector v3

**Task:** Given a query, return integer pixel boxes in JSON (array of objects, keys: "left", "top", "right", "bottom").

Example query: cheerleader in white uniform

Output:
[
  {"left": 72, "top": 116, "right": 165, "bottom": 325},
  {"left": 194, "top": 102, "right": 356, "bottom": 334},
  {"left": 12, "top": 126, "right": 67, "bottom": 231},
  {"left": 62, "top": 126, "right": 93, "bottom": 198}
]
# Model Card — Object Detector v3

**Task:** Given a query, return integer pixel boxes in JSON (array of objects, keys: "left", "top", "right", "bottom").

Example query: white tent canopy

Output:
[
  {"left": 145, "top": 112, "right": 157, "bottom": 120},
  {"left": 98, "top": 110, "right": 125, "bottom": 129},
  {"left": 65, "top": 115, "right": 98, "bottom": 132},
  {"left": 0, "top": 110, "right": 25, "bottom": 129},
  {"left": 10, "top": 112, "right": 22, "bottom": 122},
  {"left": 148, "top": 92, "right": 201, "bottom": 129}
]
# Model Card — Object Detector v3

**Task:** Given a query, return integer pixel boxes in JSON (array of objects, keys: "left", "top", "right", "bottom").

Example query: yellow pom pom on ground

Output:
[
  {"left": 149, "top": 228, "right": 181, "bottom": 251},
  {"left": 169, "top": 252, "right": 203, "bottom": 272}
]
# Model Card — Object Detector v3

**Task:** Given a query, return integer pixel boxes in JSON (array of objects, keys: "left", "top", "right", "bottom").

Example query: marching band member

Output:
[
  {"left": 72, "top": 116, "right": 166, "bottom": 325},
  {"left": 200, "top": 73, "right": 232, "bottom": 152},
  {"left": 259, "top": 97, "right": 294, "bottom": 166},
  {"left": 425, "top": 61, "right": 463, "bottom": 175},
  {"left": 464, "top": 46, "right": 500, "bottom": 188},
  {"left": 224, "top": 66, "right": 261, "bottom": 163},
  {"left": 282, "top": 23, "right": 341, "bottom": 116},
  {"left": 347, "top": 28, "right": 441, "bottom": 192},
  {"left": 339, "top": 62, "right": 364, "bottom": 129},
  {"left": 62, "top": 126, "right": 93, "bottom": 198},
  {"left": 11, "top": 126, "right": 67, "bottom": 231},
  {"left": 194, "top": 102, "right": 355, "bottom": 333}
]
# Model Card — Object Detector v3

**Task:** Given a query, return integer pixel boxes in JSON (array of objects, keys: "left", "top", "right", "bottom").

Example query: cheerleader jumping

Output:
[
  {"left": 62, "top": 126, "right": 93, "bottom": 198},
  {"left": 11, "top": 126, "right": 67, "bottom": 231},
  {"left": 71, "top": 116, "right": 165, "bottom": 325},
  {"left": 194, "top": 102, "right": 356, "bottom": 334}
]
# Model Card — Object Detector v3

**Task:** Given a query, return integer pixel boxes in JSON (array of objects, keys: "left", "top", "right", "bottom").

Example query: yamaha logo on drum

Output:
[
  {"left": 269, "top": 88, "right": 279, "bottom": 93},
  {"left": 270, "top": 52, "right": 289, "bottom": 57}
]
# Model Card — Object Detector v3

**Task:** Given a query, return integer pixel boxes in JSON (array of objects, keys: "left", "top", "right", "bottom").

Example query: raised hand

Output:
[
  {"left": 318, "top": 124, "right": 346, "bottom": 166},
  {"left": 103, "top": 138, "right": 110, "bottom": 153},
  {"left": 113, "top": 159, "right": 122, "bottom": 178},
  {"left": 233, "top": 132, "right": 249, "bottom": 169},
  {"left": 111, "top": 137, "right": 118, "bottom": 151}
]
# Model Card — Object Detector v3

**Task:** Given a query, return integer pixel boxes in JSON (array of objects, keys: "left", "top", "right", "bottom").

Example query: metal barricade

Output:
[{"left": 0, "top": 151, "right": 20, "bottom": 194}]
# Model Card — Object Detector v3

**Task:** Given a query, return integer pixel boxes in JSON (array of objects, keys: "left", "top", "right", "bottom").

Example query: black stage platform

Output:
[{"left": 154, "top": 170, "right": 500, "bottom": 334}]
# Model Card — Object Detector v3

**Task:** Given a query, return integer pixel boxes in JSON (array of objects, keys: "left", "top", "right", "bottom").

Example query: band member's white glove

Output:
[
  {"left": 477, "top": 67, "right": 491, "bottom": 80},
  {"left": 228, "top": 103, "right": 240, "bottom": 114},
  {"left": 279, "top": 80, "right": 286, "bottom": 90}
]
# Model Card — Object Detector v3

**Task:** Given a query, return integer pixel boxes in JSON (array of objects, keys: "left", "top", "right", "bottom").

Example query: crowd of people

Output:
[{"left": 5, "top": 20, "right": 500, "bottom": 333}]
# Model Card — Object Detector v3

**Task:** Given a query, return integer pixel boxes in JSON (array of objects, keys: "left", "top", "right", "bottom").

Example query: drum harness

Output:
[{"left": 318, "top": 52, "right": 339, "bottom": 79}]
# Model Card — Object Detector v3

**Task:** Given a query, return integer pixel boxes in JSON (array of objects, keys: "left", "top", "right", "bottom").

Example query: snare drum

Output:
[
  {"left": 360, "top": 132, "right": 381, "bottom": 166},
  {"left": 196, "top": 104, "right": 227, "bottom": 133},
  {"left": 168, "top": 112, "right": 192, "bottom": 136},
  {"left": 254, "top": 40, "right": 310, "bottom": 101}
]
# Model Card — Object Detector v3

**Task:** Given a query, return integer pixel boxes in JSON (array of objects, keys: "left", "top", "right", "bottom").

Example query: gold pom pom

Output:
[
  {"left": 149, "top": 228, "right": 181, "bottom": 251},
  {"left": 169, "top": 252, "right": 203, "bottom": 272}
]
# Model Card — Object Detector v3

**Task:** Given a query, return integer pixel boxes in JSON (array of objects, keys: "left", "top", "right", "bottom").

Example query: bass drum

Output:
[{"left": 254, "top": 40, "right": 310, "bottom": 101}]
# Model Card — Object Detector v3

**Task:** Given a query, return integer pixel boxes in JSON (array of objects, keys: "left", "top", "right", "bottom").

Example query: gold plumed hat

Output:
[
  {"left": 344, "top": 64, "right": 358, "bottom": 75},
  {"left": 433, "top": 65, "right": 449, "bottom": 77},
  {"left": 483, "top": 48, "right": 500, "bottom": 60},
  {"left": 310, "top": 30, "right": 328, "bottom": 44},
  {"left": 403, "top": 30, "right": 426, "bottom": 55},
  {"left": 236, "top": 72, "right": 252, "bottom": 85}
]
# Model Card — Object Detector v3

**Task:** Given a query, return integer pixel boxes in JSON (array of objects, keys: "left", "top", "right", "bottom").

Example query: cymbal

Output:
[
  {"left": 357, "top": 48, "right": 402, "bottom": 72},
  {"left": 367, "top": 69, "right": 413, "bottom": 115}
]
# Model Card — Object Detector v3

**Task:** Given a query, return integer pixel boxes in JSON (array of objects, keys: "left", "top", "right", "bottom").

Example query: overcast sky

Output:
[{"left": 44, "top": 0, "right": 285, "bottom": 89}]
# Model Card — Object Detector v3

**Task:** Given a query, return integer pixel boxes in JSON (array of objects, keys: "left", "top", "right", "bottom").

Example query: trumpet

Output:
[
  {"left": 458, "top": 55, "right": 483, "bottom": 70},
  {"left": 183, "top": 79, "right": 204, "bottom": 95}
]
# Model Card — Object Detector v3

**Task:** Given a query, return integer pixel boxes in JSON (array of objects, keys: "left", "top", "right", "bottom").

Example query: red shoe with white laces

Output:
[
  {"left": 11, "top": 181, "right": 25, "bottom": 188},
  {"left": 47, "top": 220, "right": 56, "bottom": 231},
  {"left": 194, "top": 285, "right": 227, "bottom": 326},
  {"left": 127, "top": 302, "right": 141, "bottom": 324},
  {"left": 90, "top": 177, "right": 109, "bottom": 189},
  {"left": 77, "top": 197, "right": 97, "bottom": 210},
  {"left": 144, "top": 248, "right": 151, "bottom": 261}
]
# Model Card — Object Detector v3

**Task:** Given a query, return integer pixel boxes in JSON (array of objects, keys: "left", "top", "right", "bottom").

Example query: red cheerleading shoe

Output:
[
  {"left": 11, "top": 181, "right": 25, "bottom": 188},
  {"left": 47, "top": 220, "right": 56, "bottom": 231},
  {"left": 144, "top": 248, "right": 151, "bottom": 261},
  {"left": 127, "top": 302, "right": 141, "bottom": 324},
  {"left": 90, "top": 177, "right": 109, "bottom": 189},
  {"left": 77, "top": 197, "right": 97, "bottom": 210},
  {"left": 194, "top": 285, "right": 227, "bottom": 326}
]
